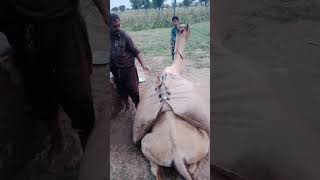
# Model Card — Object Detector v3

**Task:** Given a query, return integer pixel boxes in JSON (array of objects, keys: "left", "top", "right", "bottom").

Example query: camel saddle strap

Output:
[{"left": 133, "top": 72, "right": 210, "bottom": 144}]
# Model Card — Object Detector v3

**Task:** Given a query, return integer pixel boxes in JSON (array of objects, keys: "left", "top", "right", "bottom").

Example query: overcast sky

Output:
[{"left": 110, "top": 0, "right": 184, "bottom": 10}]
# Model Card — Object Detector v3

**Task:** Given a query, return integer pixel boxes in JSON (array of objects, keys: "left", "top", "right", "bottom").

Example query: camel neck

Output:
[{"left": 171, "top": 37, "right": 186, "bottom": 74}]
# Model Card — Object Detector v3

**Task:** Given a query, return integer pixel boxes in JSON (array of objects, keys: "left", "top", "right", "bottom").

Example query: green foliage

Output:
[
  {"left": 163, "top": 4, "right": 170, "bottom": 8},
  {"left": 171, "top": 0, "right": 177, "bottom": 7},
  {"left": 172, "top": 0, "right": 177, "bottom": 15},
  {"left": 129, "top": 22, "right": 210, "bottom": 59},
  {"left": 142, "top": 0, "right": 151, "bottom": 9},
  {"left": 118, "top": 6, "right": 210, "bottom": 31},
  {"left": 130, "top": 0, "right": 143, "bottom": 10},
  {"left": 119, "top": 5, "right": 126, "bottom": 12},
  {"left": 111, "top": 7, "right": 119, "bottom": 12},
  {"left": 183, "top": 0, "right": 195, "bottom": 7},
  {"left": 199, "top": 0, "right": 209, "bottom": 6},
  {"left": 152, "top": 0, "right": 165, "bottom": 10}
]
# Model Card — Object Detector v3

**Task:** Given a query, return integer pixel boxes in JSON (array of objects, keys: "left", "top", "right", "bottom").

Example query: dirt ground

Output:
[
  {"left": 110, "top": 48, "right": 210, "bottom": 180},
  {"left": 212, "top": 0, "right": 320, "bottom": 180}
]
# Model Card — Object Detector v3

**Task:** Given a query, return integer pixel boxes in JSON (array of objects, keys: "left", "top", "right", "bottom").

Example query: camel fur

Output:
[{"left": 134, "top": 24, "right": 210, "bottom": 180}]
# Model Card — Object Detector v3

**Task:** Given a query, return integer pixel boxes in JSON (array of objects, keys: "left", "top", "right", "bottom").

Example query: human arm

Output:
[
  {"left": 170, "top": 28, "right": 174, "bottom": 42},
  {"left": 125, "top": 33, "right": 149, "bottom": 72},
  {"left": 136, "top": 53, "right": 149, "bottom": 72}
]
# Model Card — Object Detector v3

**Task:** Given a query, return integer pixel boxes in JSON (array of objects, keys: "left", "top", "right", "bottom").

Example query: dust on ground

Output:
[{"left": 110, "top": 48, "right": 210, "bottom": 180}]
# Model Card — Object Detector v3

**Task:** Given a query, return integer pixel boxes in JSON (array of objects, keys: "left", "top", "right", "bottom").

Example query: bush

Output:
[
  {"left": 118, "top": 6, "right": 210, "bottom": 31},
  {"left": 119, "top": 5, "right": 126, "bottom": 12},
  {"left": 111, "top": 7, "right": 119, "bottom": 12}
]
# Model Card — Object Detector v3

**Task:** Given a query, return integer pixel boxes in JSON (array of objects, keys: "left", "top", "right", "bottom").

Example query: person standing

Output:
[
  {"left": 170, "top": 16, "right": 180, "bottom": 61},
  {"left": 110, "top": 13, "right": 149, "bottom": 110}
]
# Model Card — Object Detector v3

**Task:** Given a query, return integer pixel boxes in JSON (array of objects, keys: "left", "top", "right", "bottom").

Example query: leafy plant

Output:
[{"left": 118, "top": 6, "right": 210, "bottom": 31}]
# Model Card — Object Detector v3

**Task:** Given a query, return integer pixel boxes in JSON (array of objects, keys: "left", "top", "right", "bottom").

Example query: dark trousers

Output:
[
  {"left": 110, "top": 64, "right": 140, "bottom": 107},
  {"left": 171, "top": 40, "right": 175, "bottom": 61}
]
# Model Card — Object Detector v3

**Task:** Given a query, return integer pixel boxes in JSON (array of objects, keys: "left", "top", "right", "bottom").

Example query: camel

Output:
[{"left": 133, "top": 24, "right": 210, "bottom": 180}]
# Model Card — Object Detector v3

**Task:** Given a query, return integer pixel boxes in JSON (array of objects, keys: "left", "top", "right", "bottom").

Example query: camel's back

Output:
[{"left": 134, "top": 73, "right": 210, "bottom": 143}]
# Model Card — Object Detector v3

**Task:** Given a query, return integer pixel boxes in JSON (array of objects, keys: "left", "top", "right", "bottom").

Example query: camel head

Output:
[
  {"left": 173, "top": 24, "right": 190, "bottom": 59},
  {"left": 176, "top": 24, "right": 190, "bottom": 47},
  {"left": 177, "top": 23, "right": 190, "bottom": 41},
  {"left": 166, "top": 24, "right": 191, "bottom": 75}
]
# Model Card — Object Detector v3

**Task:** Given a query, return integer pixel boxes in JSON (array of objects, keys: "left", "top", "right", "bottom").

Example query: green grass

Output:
[
  {"left": 127, "top": 21, "right": 210, "bottom": 58},
  {"left": 114, "top": 6, "right": 210, "bottom": 31}
]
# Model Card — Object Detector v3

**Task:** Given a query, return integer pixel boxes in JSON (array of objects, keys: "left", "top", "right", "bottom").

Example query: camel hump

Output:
[
  {"left": 163, "top": 74, "right": 210, "bottom": 133},
  {"left": 133, "top": 73, "right": 210, "bottom": 143}
]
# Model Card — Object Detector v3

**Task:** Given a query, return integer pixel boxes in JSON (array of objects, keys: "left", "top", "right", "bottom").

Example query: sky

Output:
[{"left": 110, "top": 0, "right": 184, "bottom": 10}]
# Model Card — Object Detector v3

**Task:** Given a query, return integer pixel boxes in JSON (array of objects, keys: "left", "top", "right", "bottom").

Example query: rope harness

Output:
[
  {"left": 173, "top": 50, "right": 184, "bottom": 61},
  {"left": 155, "top": 73, "right": 171, "bottom": 103}
]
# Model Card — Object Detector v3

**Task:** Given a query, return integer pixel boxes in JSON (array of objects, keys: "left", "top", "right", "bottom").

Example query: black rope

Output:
[
  {"left": 155, "top": 74, "right": 171, "bottom": 103},
  {"left": 174, "top": 50, "right": 184, "bottom": 61}
]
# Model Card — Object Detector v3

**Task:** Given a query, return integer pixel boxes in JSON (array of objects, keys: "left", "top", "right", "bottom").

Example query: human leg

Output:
[{"left": 126, "top": 66, "right": 140, "bottom": 108}]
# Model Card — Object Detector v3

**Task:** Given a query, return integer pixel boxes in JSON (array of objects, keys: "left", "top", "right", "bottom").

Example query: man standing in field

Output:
[
  {"left": 110, "top": 13, "right": 149, "bottom": 110},
  {"left": 0, "top": 0, "right": 107, "bottom": 158},
  {"left": 171, "top": 16, "right": 180, "bottom": 61}
]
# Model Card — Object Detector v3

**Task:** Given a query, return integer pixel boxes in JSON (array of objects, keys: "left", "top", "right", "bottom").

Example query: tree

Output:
[
  {"left": 184, "top": 0, "right": 195, "bottom": 8},
  {"left": 111, "top": 7, "right": 119, "bottom": 12},
  {"left": 142, "top": 0, "right": 151, "bottom": 10},
  {"left": 130, "top": 0, "right": 143, "bottom": 10},
  {"left": 119, "top": 5, "right": 126, "bottom": 11},
  {"left": 183, "top": 0, "right": 195, "bottom": 8},
  {"left": 199, "top": 0, "right": 209, "bottom": 7},
  {"left": 152, "top": 0, "right": 165, "bottom": 10},
  {"left": 172, "top": 0, "right": 177, "bottom": 16}
]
